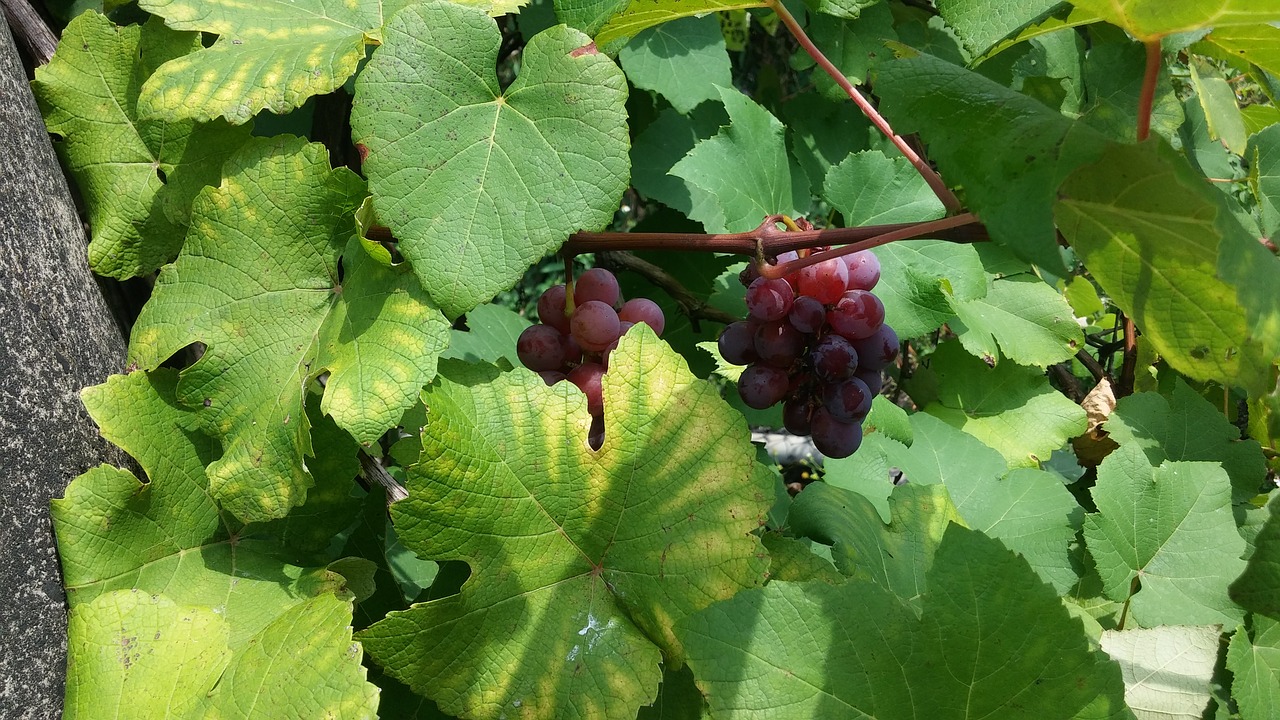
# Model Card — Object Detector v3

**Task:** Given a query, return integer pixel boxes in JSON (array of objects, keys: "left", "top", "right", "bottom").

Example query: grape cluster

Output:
[
  {"left": 516, "top": 267, "right": 665, "bottom": 447},
  {"left": 718, "top": 249, "right": 897, "bottom": 459}
]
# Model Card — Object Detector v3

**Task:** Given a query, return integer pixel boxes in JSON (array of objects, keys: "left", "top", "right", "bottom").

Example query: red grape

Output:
[
  {"left": 797, "top": 257, "right": 848, "bottom": 304},
  {"left": 811, "top": 334, "right": 858, "bottom": 382},
  {"left": 568, "top": 362, "right": 606, "bottom": 416},
  {"left": 745, "top": 277, "right": 794, "bottom": 322},
  {"left": 822, "top": 377, "right": 873, "bottom": 422},
  {"left": 788, "top": 296, "right": 826, "bottom": 334},
  {"left": 737, "top": 364, "right": 789, "bottom": 409},
  {"left": 754, "top": 320, "right": 805, "bottom": 367},
  {"left": 828, "top": 290, "right": 885, "bottom": 340},
  {"left": 574, "top": 267, "right": 620, "bottom": 307},
  {"left": 538, "top": 370, "right": 566, "bottom": 386},
  {"left": 619, "top": 298, "right": 665, "bottom": 336},
  {"left": 783, "top": 398, "right": 814, "bottom": 435},
  {"left": 718, "top": 321, "right": 759, "bottom": 365},
  {"left": 570, "top": 300, "right": 621, "bottom": 352},
  {"left": 844, "top": 251, "right": 881, "bottom": 291},
  {"left": 811, "top": 408, "right": 862, "bottom": 458},
  {"left": 850, "top": 324, "right": 899, "bottom": 371},
  {"left": 537, "top": 284, "right": 570, "bottom": 333},
  {"left": 561, "top": 332, "right": 583, "bottom": 365},
  {"left": 517, "top": 325, "right": 566, "bottom": 372}
]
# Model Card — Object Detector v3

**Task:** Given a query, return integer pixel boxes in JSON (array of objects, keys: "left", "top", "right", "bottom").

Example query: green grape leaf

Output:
[
  {"left": 32, "top": 12, "right": 252, "bottom": 278},
  {"left": 934, "top": 0, "right": 1061, "bottom": 57},
  {"left": 1247, "top": 123, "right": 1280, "bottom": 237},
  {"left": 875, "top": 52, "right": 1109, "bottom": 274},
  {"left": 54, "top": 370, "right": 378, "bottom": 719},
  {"left": 358, "top": 327, "right": 773, "bottom": 720},
  {"left": 672, "top": 87, "right": 810, "bottom": 233},
  {"left": 950, "top": 274, "right": 1085, "bottom": 367},
  {"left": 805, "top": 4, "right": 897, "bottom": 101},
  {"left": 631, "top": 105, "right": 724, "bottom": 216},
  {"left": 1084, "top": 445, "right": 1246, "bottom": 627},
  {"left": 594, "top": 0, "right": 770, "bottom": 53},
  {"left": 923, "top": 341, "right": 1088, "bottom": 467},
  {"left": 874, "top": 240, "right": 987, "bottom": 338},
  {"left": 129, "top": 137, "right": 449, "bottom": 522},
  {"left": 824, "top": 150, "right": 946, "bottom": 226},
  {"left": 1106, "top": 379, "right": 1267, "bottom": 504},
  {"left": 678, "top": 526, "right": 1131, "bottom": 719},
  {"left": 353, "top": 1, "right": 630, "bottom": 317},
  {"left": 136, "top": 0, "right": 420, "bottom": 123},
  {"left": 760, "top": 533, "right": 844, "bottom": 584},
  {"left": 1227, "top": 617, "right": 1280, "bottom": 720},
  {"left": 1099, "top": 626, "right": 1220, "bottom": 720},
  {"left": 1056, "top": 141, "right": 1278, "bottom": 394},
  {"left": 441, "top": 303, "right": 532, "bottom": 365},
  {"left": 789, "top": 482, "right": 961, "bottom": 612},
  {"left": 865, "top": 394, "right": 912, "bottom": 445},
  {"left": 1205, "top": 24, "right": 1280, "bottom": 79},
  {"left": 783, "top": 91, "right": 871, "bottom": 194},
  {"left": 1189, "top": 58, "right": 1247, "bottom": 154},
  {"left": 1231, "top": 501, "right": 1280, "bottom": 618},
  {"left": 619, "top": 16, "right": 732, "bottom": 113},
  {"left": 1080, "top": 35, "right": 1184, "bottom": 144},
  {"left": 1065, "top": 0, "right": 1280, "bottom": 41}
]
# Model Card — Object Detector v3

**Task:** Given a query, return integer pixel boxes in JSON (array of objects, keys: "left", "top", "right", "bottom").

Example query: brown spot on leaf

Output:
[
  {"left": 570, "top": 42, "right": 598, "bottom": 57},
  {"left": 355, "top": 143, "right": 370, "bottom": 163}
]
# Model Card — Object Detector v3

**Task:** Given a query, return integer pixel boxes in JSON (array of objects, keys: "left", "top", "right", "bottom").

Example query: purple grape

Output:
[
  {"left": 855, "top": 368, "right": 884, "bottom": 396},
  {"left": 774, "top": 251, "right": 800, "bottom": 290},
  {"left": 745, "top": 277, "right": 794, "bottom": 322},
  {"left": 850, "top": 324, "right": 899, "bottom": 371},
  {"left": 718, "top": 321, "right": 758, "bottom": 365},
  {"left": 619, "top": 298, "right": 665, "bottom": 337},
  {"left": 828, "top": 290, "right": 885, "bottom": 340},
  {"left": 811, "top": 408, "right": 863, "bottom": 458},
  {"left": 537, "top": 284, "right": 570, "bottom": 333},
  {"left": 588, "top": 414, "right": 605, "bottom": 450},
  {"left": 797, "top": 257, "right": 849, "bottom": 305},
  {"left": 574, "top": 268, "right": 620, "bottom": 307},
  {"left": 562, "top": 332, "right": 582, "bottom": 366},
  {"left": 737, "top": 364, "right": 789, "bottom": 409},
  {"left": 568, "top": 362, "right": 606, "bottom": 416},
  {"left": 517, "top": 325, "right": 566, "bottom": 372},
  {"left": 822, "top": 377, "right": 873, "bottom": 422},
  {"left": 783, "top": 398, "right": 814, "bottom": 435},
  {"left": 788, "top": 296, "right": 826, "bottom": 334},
  {"left": 570, "top": 300, "right": 621, "bottom": 352},
  {"left": 844, "top": 251, "right": 881, "bottom": 291},
  {"left": 754, "top": 320, "right": 805, "bottom": 368},
  {"left": 538, "top": 370, "right": 566, "bottom": 386},
  {"left": 811, "top": 334, "right": 858, "bottom": 382}
]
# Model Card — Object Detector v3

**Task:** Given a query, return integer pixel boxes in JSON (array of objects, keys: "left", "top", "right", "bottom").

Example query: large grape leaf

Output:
[
  {"left": 1056, "top": 141, "right": 1280, "bottom": 394},
  {"left": 677, "top": 526, "right": 1131, "bottom": 719},
  {"left": 1246, "top": 123, "right": 1280, "bottom": 237},
  {"left": 352, "top": 1, "right": 630, "bottom": 317},
  {"left": 875, "top": 52, "right": 1110, "bottom": 274},
  {"left": 358, "top": 328, "right": 774, "bottom": 720},
  {"left": 1065, "top": 0, "right": 1280, "bottom": 41},
  {"left": 594, "top": 0, "right": 769, "bottom": 53},
  {"left": 136, "top": 0, "right": 431, "bottom": 123},
  {"left": 1084, "top": 445, "right": 1246, "bottom": 628},
  {"left": 672, "top": 87, "right": 811, "bottom": 233},
  {"left": 1106, "top": 379, "right": 1267, "bottom": 504},
  {"left": 1099, "top": 626, "right": 1220, "bottom": 720},
  {"left": 934, "top": 0, "right": 1061, "bottom": 56},
  {"left": 804, "top": 4, "right": 897, "bottom": 102},
  {"left": 618, "top": 15, "right": 731, "bottom": 114},
  {"left": 53, "top": 370, "right": 378, "bottom": 718},
  {"left": 441, "top": 302, "right": 531, "bottom": 365},
  {"left": 824, "top": 150, "right": 946, "bottom": 226},
  {"left": 922, "top": 341, "right": 1088, "bottom": 466},
  {"left": 1080, "top": 34, "right": 1184, "bottom": 144},
  {"left": 1227, "top": 616, "right": 1280, "bottom": 720},
  {"left": 129, "top": 137, "right": 450, "bottom": 522},
  {"left": 1205, "top": 24, "right": 1280, "bottom": 79},
  {"left": 32, "top": 12, "right": 251, "bottom": 278},
  {"left": 950, "top": 273, "right": 1085, "bottom": 367},
  {"left": 873, "top": 240, "right": 986, "bottom": 338}
]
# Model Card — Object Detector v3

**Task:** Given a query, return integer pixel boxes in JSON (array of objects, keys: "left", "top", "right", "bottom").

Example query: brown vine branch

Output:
[
  {"left": 1075, "top": 348, "right": 1107, "bottom": 382},
  {"left": 561, "top": 215, "right": 988, "bottom": 257},
  {"left": 758, "top": 213, "right": 980, "bottom": 279},
  {"left": 2, "top": 0, "right": 57, "bottom": 66},
  {"left": 767, "top": 0, "right": 963, "bottom": 215},
  {"left": 595, "top": 250, "right": 738, "bottom": 327},
  {"left": 358, "top": 451, "right": 407, "bottom": 506}
]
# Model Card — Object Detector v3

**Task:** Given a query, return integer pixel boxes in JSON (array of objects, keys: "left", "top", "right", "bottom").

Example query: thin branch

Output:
[
  {"left": 561, "top": 215, "right": 989, "bottom": 257},
  {"left": 358, "top": 451, "right": 407, "bottom": 506},
  {"left": 1116, "top": 316, "right": 1139, "bottom": 398},
  {"left": 767, "top": 0, "right": 963, "bottom": 215},
  {"left": 1049, "top": 363, "right": 1084, "bottom": 403},
  {"left": 2, "top": 0, "right": 57, "bottom": 66},
  {"left": 759, "top": 213, "right": 980, "bottom": 278},
  {"left": 596, "top": 250, "right": 738, "bottom": 327},
  {"left": 1136, "top": 41, "right": 1162, "bottom": 143},
  {"left": 1075, "top": 348, "right": 1107, "bottom": 382}
]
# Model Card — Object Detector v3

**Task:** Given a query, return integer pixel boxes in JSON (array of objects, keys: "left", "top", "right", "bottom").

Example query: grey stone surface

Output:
[{"left": 0, "top": 19, "right": 128, "bottom": 719}]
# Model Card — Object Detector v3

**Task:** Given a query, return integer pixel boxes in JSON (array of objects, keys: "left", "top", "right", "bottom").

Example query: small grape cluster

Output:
[
  {"left": 718, "top": 249, "right": 897, "bottom": 459},
  {"left": 516, "top": 267, "right": 665, "bottom": 447}
]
